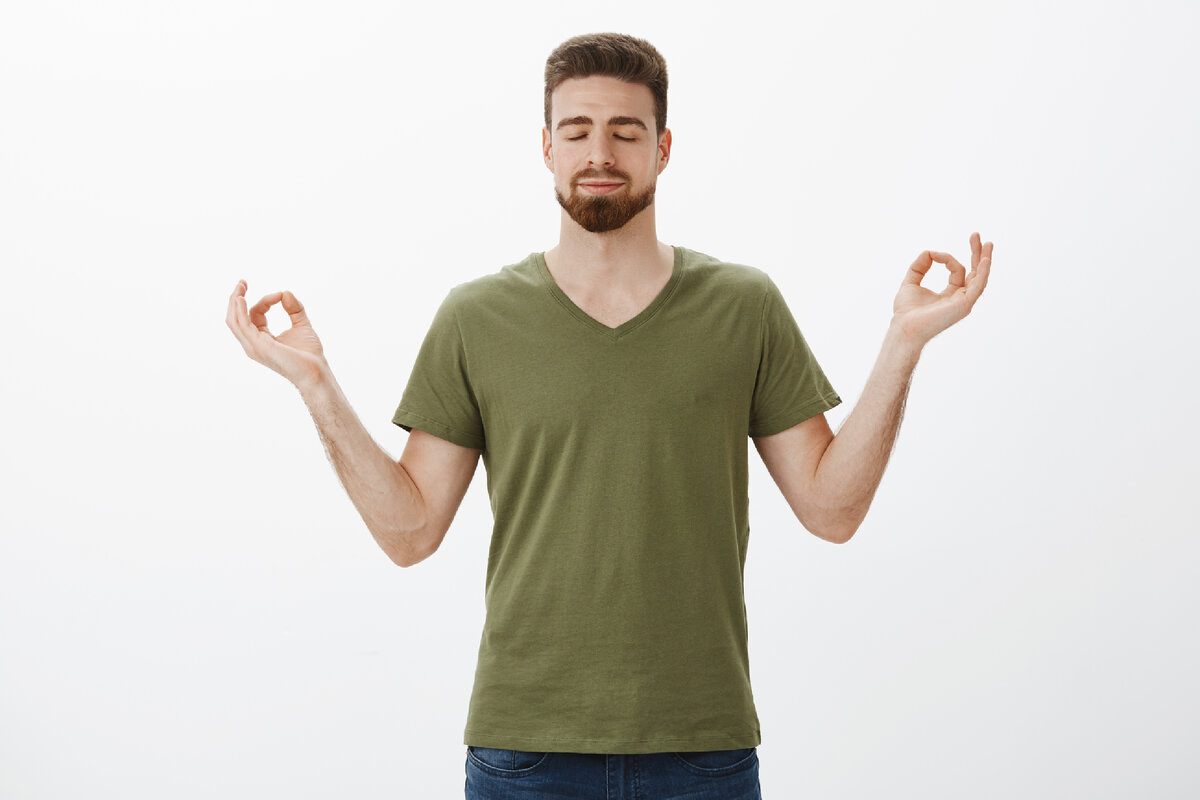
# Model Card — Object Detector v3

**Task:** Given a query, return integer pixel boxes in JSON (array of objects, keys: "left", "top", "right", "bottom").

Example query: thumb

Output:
[{"left": 280, "top": 291, "right": 310, "bottom": 326}]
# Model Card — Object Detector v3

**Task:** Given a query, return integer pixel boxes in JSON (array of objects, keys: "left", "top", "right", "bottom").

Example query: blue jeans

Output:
[{"left": 464, "top": 746, "right": 762, "bottom": 799}]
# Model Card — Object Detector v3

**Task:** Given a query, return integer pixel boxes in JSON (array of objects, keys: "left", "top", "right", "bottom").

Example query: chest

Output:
[
  {"left": 470, "top": 316, "right": 759, "bottom": 443},
  {"left": 559, "top": 288, "right": 666, "bottom": 330}
]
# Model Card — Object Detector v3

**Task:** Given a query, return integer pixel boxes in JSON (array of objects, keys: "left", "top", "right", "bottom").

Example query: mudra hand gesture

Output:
[
  {"left": 226, "top": 280, "right": 329, "bottom": 390},
  {"left": 892, "top": 232, "right": 993, "bottom": 347}
]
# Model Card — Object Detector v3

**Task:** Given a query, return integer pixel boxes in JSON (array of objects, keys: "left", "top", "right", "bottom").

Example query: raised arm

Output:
[
  {"left": 225, "top": 281, "right": 480, "bottom": 567},
  {"left": 754, "top": 233, "right": 993, "bottom": 544}
]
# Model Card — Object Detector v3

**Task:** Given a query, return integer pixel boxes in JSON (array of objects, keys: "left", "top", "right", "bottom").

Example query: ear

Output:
[
  {"left": 542, "top": 127, "right": 554, "bottom": 172},
  {"left": 656, "top": 128, "right": 672, "bottom": 175}
]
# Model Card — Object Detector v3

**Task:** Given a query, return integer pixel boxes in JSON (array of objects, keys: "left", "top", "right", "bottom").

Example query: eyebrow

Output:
[{"left": 555, "top": 115, "right": 649, "bottom": 131}]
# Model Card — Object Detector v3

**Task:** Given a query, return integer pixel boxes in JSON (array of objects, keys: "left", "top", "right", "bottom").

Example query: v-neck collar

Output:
[{"left": 534, "top": 246, "right": 683, "bottom": 341}]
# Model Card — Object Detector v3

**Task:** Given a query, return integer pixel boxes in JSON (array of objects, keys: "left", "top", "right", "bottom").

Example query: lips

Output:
[{"left": 578, "top": 182, "right": 624, "bottom": 195}]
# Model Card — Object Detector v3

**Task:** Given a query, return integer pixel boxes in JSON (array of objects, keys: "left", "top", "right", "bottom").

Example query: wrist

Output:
[
  {"left": 884, "top": 318, "right": 925, "bottom": 366},
  {"left": 297, "top": 361, "right": 337, "bottom": 405}
]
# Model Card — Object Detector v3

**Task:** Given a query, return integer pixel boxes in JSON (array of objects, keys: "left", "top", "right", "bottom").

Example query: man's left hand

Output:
[{"left": 891, "top": 231, "right": 993, "bottom": 347}]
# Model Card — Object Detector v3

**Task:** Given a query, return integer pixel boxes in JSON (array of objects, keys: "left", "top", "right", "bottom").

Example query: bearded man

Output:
[{"left": 226, "top": 32, "right": 993, "bottom": 800}]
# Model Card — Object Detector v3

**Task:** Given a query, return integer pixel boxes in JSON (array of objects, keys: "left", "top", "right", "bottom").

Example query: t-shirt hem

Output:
[
  {"left": 749, "top": 391, "right": 842, "bottom": 438},
  {"left": 463, "top": 727, "right": 762, "bottom": 754},
  {"left": 392, "top": 408, "right": 485, "bottom": 451}
]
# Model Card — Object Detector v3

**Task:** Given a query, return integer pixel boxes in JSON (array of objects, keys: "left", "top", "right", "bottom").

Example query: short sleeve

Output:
[
  {"left": 392, "top": 289, "right": 486, "bottom": 451},
  {"left": 748, "top": 276, "right": 842, "bottom": 438}
]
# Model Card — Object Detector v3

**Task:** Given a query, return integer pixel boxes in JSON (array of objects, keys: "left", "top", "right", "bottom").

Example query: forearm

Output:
[
  {"left": 813, "top": 321, "right": 923, "bottom": 541},
  {"left": 298, "top": 367, "right": 429, "bottom": 566}
]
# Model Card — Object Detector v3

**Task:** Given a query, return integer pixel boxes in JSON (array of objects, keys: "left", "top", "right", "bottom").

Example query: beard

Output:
[{"left": 555, "top": 169, "right": 656, "bottom": 233}]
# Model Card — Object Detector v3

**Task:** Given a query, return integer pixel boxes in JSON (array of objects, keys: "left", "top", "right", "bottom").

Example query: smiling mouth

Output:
[{"left": 578, "top": 182, "right": 625, "bottom": 195}]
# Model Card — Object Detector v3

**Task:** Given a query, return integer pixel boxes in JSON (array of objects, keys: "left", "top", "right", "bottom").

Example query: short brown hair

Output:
[{"left": 544, "top": 33, "right": 668, "bottom": 135}]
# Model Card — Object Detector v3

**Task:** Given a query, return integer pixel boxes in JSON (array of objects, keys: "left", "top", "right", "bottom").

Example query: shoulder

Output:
[
  {"left": 439, "top": 252, "right": 542, "bottom": 312},
  {"left": 677, "top": 246, "right": 772, "bottom": 300}
]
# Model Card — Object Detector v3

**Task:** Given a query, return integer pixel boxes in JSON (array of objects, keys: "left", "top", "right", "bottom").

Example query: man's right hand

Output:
[{"left": 226, "top": 280, "right": 329, "bottom": 390}]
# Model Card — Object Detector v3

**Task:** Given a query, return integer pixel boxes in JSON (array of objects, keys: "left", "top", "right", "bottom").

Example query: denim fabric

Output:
[{"left": 465, "top": 746, "right": 762, "bottom": 799}]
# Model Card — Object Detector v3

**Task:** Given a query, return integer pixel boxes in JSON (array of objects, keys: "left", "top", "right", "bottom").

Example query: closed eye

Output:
[{"left": 565, "top": 134, "right": 638, "bottom": 142}]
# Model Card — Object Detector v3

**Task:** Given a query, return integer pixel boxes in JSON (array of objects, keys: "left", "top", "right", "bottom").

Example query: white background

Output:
[{"left": 2, "top": 1, "right": 1197, "bottom": 797}]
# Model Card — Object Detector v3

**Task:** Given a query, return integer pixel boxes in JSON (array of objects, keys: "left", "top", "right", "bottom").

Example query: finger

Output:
[
  {"left": 248, "top": 291, "right": 284, "bottom": 331},
  {"left": 280, "top": 291, "right": 310, "bottom": 327},
  {"left": 225, "top": 279, "right": 246, "bottom": 321},
  {"left": 226, "top": 280, "right": 252, "bottom": 338},
  {"left": 930, "top": 251, "right": 967, "bottom": 291},
  {"left": 237, "top": 292, "right": 259, "bottom": 338},
  {"left": 226, "top": 282, "right": 241, "bottom": 331},
  {"left": 970, "top": 232, "right": 981, "bottom": 270},
  {"left": 227, "top": 282, "right": 272, "bottom": 352},
  {"left": 965, "top": 254, "right": 992, "bottom": 305},
  {"left": 901, "top": 250, "right": 936, "bottom": 287},
  {"left": 967, "top": 239, "right": 994, "bottom": 279},
  {"left": 227, "top": 290, "right": 261, "bottom": 356}
]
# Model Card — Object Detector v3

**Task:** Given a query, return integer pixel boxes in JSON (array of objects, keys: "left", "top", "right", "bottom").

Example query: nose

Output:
[{"left": 586, "top": 138, "right": 615, "bottom": 169}]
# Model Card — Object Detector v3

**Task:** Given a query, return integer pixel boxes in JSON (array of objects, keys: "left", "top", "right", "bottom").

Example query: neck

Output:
[{"left": 545, "top": 204, "right": 671, "bottom": 292}]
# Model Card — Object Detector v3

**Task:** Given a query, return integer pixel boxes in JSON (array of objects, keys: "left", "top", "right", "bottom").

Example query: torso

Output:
[
  {"left": 544, "top": 244, "right": 675, "bottom": 330},
  {"left": 570, "top": 296, "right": 656, "bottom": 329}
]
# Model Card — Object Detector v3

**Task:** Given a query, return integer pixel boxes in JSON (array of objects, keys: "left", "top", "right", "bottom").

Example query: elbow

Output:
[
  {"left": 806, "top": 508, "right": 865, "bottom": 544},
  {"left": 823, "top": 524, "right": 859, "bottom": 544},
  {"left": 391, "top": 538, "right": 437, "bottom": 568},
  {"left": 391, "top": 545, "right": 433, "bottom": 568},
  {"left": 391, "top": 549, "right": 418, "bottom": 568},
  {"left": 385, "top": 539, "right": 415, "bottom": 568},
  {"left": 380, "top": 522, "right": 437, "bottom": 568}
]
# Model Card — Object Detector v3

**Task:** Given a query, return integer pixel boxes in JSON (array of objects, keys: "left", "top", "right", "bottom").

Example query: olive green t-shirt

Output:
[{"left": 392, "top": 246, "right": 841, "bottom": 754}]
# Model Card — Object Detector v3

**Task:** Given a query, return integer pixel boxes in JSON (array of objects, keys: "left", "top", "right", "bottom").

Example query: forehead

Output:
[{"left": 549, "top": 75, "right": 655, "bottom": 126}]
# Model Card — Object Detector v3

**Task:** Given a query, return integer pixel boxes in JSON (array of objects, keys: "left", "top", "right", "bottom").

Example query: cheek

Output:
[
  {"left": 551, "top": 163, "right": 574, "bottom": 191},
  {"left": 554, "top": 153, "right": 582, "bottom": 178}
]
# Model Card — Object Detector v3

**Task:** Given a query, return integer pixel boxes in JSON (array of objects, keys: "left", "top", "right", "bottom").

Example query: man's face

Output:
[{"left": 542, "top": 75, "right": 671, "bottom": 233}]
